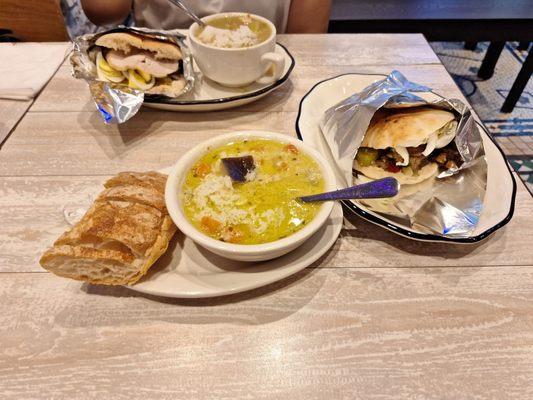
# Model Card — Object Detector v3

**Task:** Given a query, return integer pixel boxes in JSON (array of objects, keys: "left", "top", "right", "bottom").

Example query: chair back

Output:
[{"left": 0, "top": 0, "right": 68, "bottom": 41}]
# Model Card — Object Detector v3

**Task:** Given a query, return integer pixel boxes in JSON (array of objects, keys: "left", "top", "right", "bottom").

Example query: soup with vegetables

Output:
[
  {"left": 196, "top": 14, "right": 271, "bottom": 48},
  {"left": 181, "top": 139, "right": 324, "bottom": 245}
]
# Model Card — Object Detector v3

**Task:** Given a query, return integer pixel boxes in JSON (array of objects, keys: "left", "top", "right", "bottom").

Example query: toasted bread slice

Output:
[{"left": 40, "top": 171, "right": 177, "bottom": 285}]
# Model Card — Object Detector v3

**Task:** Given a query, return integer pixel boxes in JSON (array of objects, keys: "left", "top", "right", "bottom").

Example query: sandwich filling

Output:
[
  {"left": 93, "top": 32, "right": 184, "bottom": 95},
  {"left": 356, "top": 120, "right": 462, "bottom": 176},
  {"left": 96, "top": 49, "right": 181, "bottom": 90}
]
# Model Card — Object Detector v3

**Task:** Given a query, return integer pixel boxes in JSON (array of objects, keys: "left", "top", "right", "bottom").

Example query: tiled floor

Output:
[
  {"left": 430, "top": 41, "right": 533, "bottom": 194},
  {"left": 508, "top": 156, "right": 533, "bottom": 189}
]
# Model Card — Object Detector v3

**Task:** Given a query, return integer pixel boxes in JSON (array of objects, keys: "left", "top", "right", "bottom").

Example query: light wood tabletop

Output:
[
  {"left": 0, "top": 99, "right": 32, "bottom": 145},
  {"left": 1, "top": 34, "right": 532, "bottom": 399}
]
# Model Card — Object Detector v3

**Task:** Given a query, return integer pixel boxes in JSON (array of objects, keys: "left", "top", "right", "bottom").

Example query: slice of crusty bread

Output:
[
  {"left": 54, "top": 200, "right": 164, "bottom": 258},
  {"left": 98, "top": 184, "right": 167, "bottom": 212},
  {"left": 39, "top": 171, "right": 177, "bottom": 285},
  {"left": 95, "top": 32, "right": 182, "bottom": 60},
  {"left": 40, "top": 245, "right": 141, "bottom": 285}
]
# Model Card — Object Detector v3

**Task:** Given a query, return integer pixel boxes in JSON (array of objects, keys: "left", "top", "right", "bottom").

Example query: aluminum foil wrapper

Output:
[
  {"left": 320, "top": 70, "right": 486, "bottom": 237},
  {"left": 70, "top": 26, "right": 195, "bottom": 124}
]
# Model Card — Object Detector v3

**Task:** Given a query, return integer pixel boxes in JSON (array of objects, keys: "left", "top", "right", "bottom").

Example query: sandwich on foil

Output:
[
  {"left": 93, "top": 32, "right": 186, "bottom": 97},
  {"left": 354, "top": 107, "right": 462, "bottom": 185}
]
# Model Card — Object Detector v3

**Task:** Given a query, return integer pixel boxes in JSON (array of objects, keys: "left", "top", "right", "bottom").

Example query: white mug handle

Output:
[{"left": 255, "top": 52, "right": 285, "bottom": 85}]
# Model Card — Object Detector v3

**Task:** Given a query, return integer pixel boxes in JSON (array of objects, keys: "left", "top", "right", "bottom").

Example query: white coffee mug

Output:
[{"left": 188, "top": 13, "right": 285, "bottom": 87}]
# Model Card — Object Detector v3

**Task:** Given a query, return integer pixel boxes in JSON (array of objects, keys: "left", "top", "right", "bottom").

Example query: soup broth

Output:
[
  {"left": 196, "top": 14, "right": 271, "bottom": 48},
  {"left": 181, "top": 139, "right": 324, "bottom": 245}
]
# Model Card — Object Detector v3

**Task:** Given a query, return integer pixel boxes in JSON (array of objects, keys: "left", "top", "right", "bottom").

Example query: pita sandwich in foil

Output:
[
  {"left": 319, "top": 70, "right": 486, "bottom": 238},
  {"left": 71, "top": 27, "right": 194, "bottom": 124}
]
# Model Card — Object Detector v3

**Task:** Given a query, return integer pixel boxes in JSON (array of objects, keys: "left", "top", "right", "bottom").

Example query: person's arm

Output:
[
  {"left": 286, "top": 0, "right": 332, "bottom": 33},
  {"left": 80, "top": 0, "right": 133, "bottom": 26}
]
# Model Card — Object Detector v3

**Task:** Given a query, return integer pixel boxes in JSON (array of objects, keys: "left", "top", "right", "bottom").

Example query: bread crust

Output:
[
  {"left": 39, "top": 171, "right": 177, "bottom": 285},
  {"left": 146, "top": 77, "right": 187, "bottom": 97},
  {"left": 363, "top": 107, "right": 455, "bottom": 149},
  {"left": 95, "top": 32, "right": 182, "bottom": 60},
  {"left": 104, "top": 171, "right": 166, "bottom": 191}
]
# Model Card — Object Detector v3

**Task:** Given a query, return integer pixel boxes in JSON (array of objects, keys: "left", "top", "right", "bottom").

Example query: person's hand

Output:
[{"left": 80, "top": 0, "right": 132, "bottom": 26}]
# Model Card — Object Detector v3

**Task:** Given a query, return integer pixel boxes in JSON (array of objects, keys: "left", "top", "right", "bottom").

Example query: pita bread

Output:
[
  {"left": 146, "top": 77, "right": 187, "bottom": 97},
  {"left": 355, "top": 161, "right": 438, "bottom": 185},
  {"left": 354, "top": 173, "right": 438, "bottom": 216},
  {"left": 95, "top": 32, "right": 182, "bottom": 60},
  {"left": 362, "top": 107, "right": 455, "bottom": 149}
]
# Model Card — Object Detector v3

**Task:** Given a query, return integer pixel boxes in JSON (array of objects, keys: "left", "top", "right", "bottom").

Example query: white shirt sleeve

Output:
[{"left": 134, "top": 0, "right": 292, "bottom": 33}]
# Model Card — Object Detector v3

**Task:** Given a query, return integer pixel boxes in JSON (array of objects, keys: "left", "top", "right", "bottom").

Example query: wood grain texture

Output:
[
  {"left": 1, "top": 267, "right": 533, "bottom": 399},
  {"left": 5, "top": 64, "right": 470, "bottom": 176},
  {"left": 0, "top": 110, "right": 297, "bottom": 175},
  {"left": 55, "top": 34, "right": 437, "bottom": 67},
  {"left": 1, "top": 174, "right": 531, "bottom": 273},
  {"left": 29, "top": 34, "right": 439, "bottom": 113},
  {"left": 1, "top": 34, "right": 532, "bottom": 399},
  {"left": 276, "top": 34, "right": 440, "bottom": 66},
  {"left": 0, "top": 99, "right": 32, "bottom": 145},
  {"left": 30, "top": 64, "right": 464, "bottom": 113}
]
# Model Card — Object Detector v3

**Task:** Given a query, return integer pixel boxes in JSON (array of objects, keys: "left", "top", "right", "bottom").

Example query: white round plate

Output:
[
  {"left": 296, "top": 73, "right": 516, "bottom": 243},
  {"left": 128, "top": 202, "right": 343, "bottom": 298},
  {"left": 143, "top": 43, "right": 295, "bottom": 112}
]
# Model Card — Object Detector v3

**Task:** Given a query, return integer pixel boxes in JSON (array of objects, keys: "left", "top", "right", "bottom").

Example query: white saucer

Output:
[
  {"left": 296, "top": 73, "right": 516, "bottom": 243},
  {"left": 128, "top": 202, "right": 343, "bottom": 298},
  {"left": 143, "top": 43, "right": 295, "bottom": 112}
]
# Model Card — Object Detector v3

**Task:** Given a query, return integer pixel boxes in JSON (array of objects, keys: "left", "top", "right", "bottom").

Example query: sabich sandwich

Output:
[
  {"left": 93, "top": 32, "right": 186, "bottom": 97},
  {"left": 354, "top": 107, "right": 462, "bottom": 185}
]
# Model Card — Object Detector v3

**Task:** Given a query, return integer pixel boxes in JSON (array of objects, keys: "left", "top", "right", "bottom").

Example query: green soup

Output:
[
  {"left": 181, "top": 139, "right": 324, "bottom": 245},
  {"left": 196, "top": 14, "right": 271, "bottom": 48}
]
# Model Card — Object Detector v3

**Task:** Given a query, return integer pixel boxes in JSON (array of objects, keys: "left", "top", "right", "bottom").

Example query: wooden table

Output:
[
  {"left": 0, "top": 99, "right": 32, "bottom": 145},
  {"left": 1, "top": 34, "right": 533, "bottom": 399}
]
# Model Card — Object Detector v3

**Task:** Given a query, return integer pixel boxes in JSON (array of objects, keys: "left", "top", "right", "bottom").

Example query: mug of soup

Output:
[{"left": 188, "top": 13, "right": 286, "bottom": 87}]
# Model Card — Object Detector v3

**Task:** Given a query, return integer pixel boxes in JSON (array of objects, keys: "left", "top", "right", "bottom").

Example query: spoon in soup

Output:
[
  {"left": 221, "top": 156, "right": 400, "bottom": 201},
  {"left": 167, "top": 0, "right": 206, "bottom": 27},
  {"left": 299, "top": 177, "right": 399, "bottom": 203}
]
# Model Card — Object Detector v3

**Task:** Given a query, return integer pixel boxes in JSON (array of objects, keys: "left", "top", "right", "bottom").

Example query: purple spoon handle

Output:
[{"left": 299, "top": 177, "right": 399, "bottom": 203}]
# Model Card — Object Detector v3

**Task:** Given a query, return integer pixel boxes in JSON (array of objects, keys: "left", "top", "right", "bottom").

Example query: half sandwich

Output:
[
  {"left": 94, "top": 32, "right": 186, "bottom": 97},
  {"left": 354, "top": 107, "right": 462, "bottom": 185}
]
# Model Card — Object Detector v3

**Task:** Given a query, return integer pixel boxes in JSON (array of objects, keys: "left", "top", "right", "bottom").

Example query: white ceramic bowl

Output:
[
  {"left": 188, "top": 13, "right": 285, "bottom": 87},
  {"left": 165, "top": 130, "right": 337, "bottom": 262}
]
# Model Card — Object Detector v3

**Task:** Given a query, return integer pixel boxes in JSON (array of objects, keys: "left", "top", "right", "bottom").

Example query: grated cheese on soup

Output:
[
  {"left": 198, "top": 25, "right": 259, "bottom": 49},
  {"left": 180, "top": 139, "right": 324, "bottom": 245}
]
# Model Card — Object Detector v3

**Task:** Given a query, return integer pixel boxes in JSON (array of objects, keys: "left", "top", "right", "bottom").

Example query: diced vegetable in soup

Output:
[{"left": 181, "top": 139, "right": 324, "bottom": 245}]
